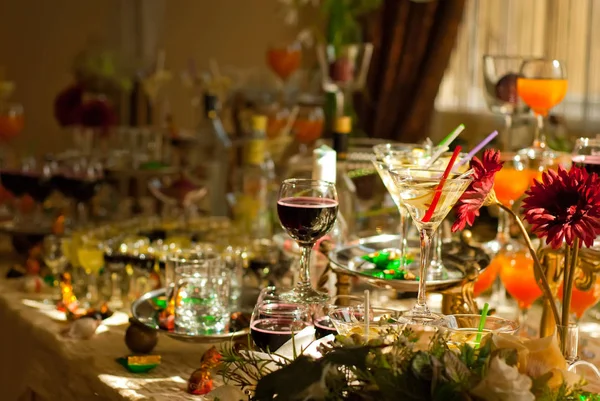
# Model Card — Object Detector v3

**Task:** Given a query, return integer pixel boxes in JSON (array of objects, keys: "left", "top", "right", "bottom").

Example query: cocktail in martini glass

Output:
[{"left": 388, "top": 168, "right": 472, "bottom": 325}]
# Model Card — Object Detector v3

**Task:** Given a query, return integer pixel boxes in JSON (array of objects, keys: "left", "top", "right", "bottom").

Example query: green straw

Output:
[
  {"left": 437, "top": 124, "right": 465, "bottom": 148},
  {"left": 474, "top": 303, "right": 489, "bottom": 349}
]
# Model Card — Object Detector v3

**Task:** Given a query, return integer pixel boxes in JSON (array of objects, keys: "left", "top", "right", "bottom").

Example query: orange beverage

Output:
[
  {"left": 267, "top": 116, "right": 287, "bottom": 139},
  {"left": 517, "top": 78, "right": 568, "bottom": 116},
  {"left": 293, "top": 118, "right": 323, "bottom": 145},
  {"left": 473, "top": 256, "right": 501, "bottom": 297},
  {"left": 0, "top": 113, "right": 24, "bottom": 141},
  {"left": 557, "top": 274, "right": 600, "bottom": 319},
  {"left": 267, "top": 47, "right": 301, "bottom": 81},
  {"left": 499, "top": 251, "right": 542, "bottom": 308},
  {"left": 493, "top": 167, "right": 537, "bottom": 205}
]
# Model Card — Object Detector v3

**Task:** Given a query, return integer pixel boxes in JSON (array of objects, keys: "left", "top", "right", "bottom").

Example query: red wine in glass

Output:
[
  {"left": 0, "top": 171, "right": 28, "bottom": 197},
  {"left": 277, "top": 197, "right": 338, "bottom": 245},
  {"left": 251, "top": 318, "right": 307, "bottom": 352},
  {"left": 314, "top": 316, "right": 338, "bottom": 339},
  {"left": 573, "top": 155, "right": 600, "bottom": 175}
]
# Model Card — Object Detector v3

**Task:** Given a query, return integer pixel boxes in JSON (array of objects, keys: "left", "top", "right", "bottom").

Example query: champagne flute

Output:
[{"left": 277, "top": 178, "right": 338, "bottom": 304}]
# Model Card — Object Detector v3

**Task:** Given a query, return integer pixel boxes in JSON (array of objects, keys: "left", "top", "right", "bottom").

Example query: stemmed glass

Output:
[
  {"left": 517, "top": 58, "right": 568, "bottom": 157},
  {"left": 572, "top": 137, "right": 600, "bottom": 175},
  {"left": 250, "top": 292, "right": 312, "bottom": 352},
  {"left": 277, "top": 178, "right": 338, "bottom": 304},
  {"left": 267, "top": 42, "right": 302, "bottom": 102},
  {"left": 388, "top": 168, "right": 472, "bottom": 325},
  {"left": 42, "top": 235, "right": 68, "bottom": 303},
  {"left": 482, "top": 55, "right": 530, "bottom": 151}
]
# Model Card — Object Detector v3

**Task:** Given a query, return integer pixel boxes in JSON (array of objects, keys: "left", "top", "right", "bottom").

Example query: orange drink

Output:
[
  {"left": 493, "top": 167, "right": 536, "bottom": 205},
  {"left": 499, "top": 251, "right": 542, "bottom": 309},
  {"left": 516, "top": 78, "right": 568, "bottom": 116},
  {"left": 267, "top": 46, "right": 301, "bottom": 81},
  {"left": 473, "top": 257, "right": 501, "bottom": 297},
  {"left": 558, "top": 274, "right": 600, "bottom": 319},
  {"left": 293, "top": 118, "right": 323, "bottom": 145}
]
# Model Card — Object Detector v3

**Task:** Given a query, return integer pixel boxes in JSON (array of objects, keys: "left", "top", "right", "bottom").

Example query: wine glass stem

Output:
[
  {"left": 299, "top": 245, "right": 313, "bottom": 289},
  {"left": 496, "top": 206, "right": 511, "bottom": 242},
  {"left": 415, "top": 227, "right": 434, "bottom": 315},
  {"left": 398, "top": 207, "right": 409, "bottom": 264},
  {"left": 502, "top": 114, "right": 513, "bottom": 152},
  {"left": 533, "top": 113, "right": 546, "bottom": 149}
]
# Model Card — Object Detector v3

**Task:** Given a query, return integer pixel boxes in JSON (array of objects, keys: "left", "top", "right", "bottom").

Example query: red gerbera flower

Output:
[
  {"left": 522, "top": 165, "right": 600, "bottom": 249},
  {"left": 451, "top": 149, "right": 504, "bottom": 232}
]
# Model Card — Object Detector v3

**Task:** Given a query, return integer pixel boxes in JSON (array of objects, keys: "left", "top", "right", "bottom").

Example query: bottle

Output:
[
  {"left": 312, "top": 145, "right": 348, "bottom": 245},
  {"left": 197, "top": 93, "right": 232, "bottom": 216},
  {"left": 234, "top": 114, "right": 275, "bottom": 238},
  {"left": 332, "top": 116, "right": 357, "bottom": 237}
]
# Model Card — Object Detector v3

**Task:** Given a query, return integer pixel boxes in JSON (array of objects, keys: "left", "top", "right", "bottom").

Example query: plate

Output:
[
  {"left": 131, "top": 288, "right": 253, "bottom": 343},
  {"left": 328, "top": 234, "right": 490, "bottom": 292}
]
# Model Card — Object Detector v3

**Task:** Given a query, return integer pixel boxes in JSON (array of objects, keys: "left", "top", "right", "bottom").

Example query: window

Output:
[{"left": 436, "top": 0, "right": 600, "bottom": 131}]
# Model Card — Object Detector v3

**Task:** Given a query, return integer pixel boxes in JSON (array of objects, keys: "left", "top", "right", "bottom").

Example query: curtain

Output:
[{"left": 358, "top": 0, "right": 466, "bottom": 142}]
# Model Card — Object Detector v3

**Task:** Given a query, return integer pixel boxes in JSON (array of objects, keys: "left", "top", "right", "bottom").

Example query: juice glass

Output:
[
  {"left": 557, "top": 270, "right": 600, "bottom": 321},
  {"left": 443, "top": 314, "right": 519, "bottom": 350},
  {"left": 267, "top": 43, "right": 301, "bottom": 82},
  {"left": 517, "top": 58, "right": 567, "bottom": 155},
  {"left": 77, "top": 235, "right": 105, "bottom": 306},
  {"left": 499, "top": 249, "right": 543, "bottom": 331}
]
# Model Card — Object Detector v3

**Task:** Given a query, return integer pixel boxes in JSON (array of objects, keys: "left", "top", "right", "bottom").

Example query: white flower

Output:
[{"left": 471, "top": 357, "right": 535, "bottom": 401}]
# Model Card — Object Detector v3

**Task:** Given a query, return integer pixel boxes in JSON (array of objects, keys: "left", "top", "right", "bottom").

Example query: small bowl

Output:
[
  {"left": 328, "top": 306, "right": 405, "bottom": 339},
  {"left": 443, "top": 314, "right": 519, "bottom": 348}
]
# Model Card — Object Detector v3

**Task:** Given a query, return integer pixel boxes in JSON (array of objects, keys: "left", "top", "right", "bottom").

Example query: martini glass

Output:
[{"left": 388, "top": 168, "right": 473, "bottom": 325}]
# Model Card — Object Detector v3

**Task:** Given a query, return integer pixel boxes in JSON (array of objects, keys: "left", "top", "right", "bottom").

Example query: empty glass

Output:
[{"left": 171, "top": 250, "right": 230, "bottom": 335}]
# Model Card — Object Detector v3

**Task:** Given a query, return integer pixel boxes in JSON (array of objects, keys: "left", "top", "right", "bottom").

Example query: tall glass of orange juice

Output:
[
  {"left": 557, "top": 270, "right": 600, "bottom": 321},
  {"left": 517, "top": 58, "right": 567, "bottom": 152}
]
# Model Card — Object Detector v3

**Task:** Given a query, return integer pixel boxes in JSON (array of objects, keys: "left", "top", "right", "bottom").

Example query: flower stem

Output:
[
  {"left": 497, "top": 201, "right": 561, "bottom": 327},
  {"left": 562, "top": 239, "right": 580, "bottom": 330}
]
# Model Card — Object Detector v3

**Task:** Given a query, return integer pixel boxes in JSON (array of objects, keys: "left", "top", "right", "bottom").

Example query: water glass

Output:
[{"left": 171, "top": 251, "right": 230, "bottom": 335}]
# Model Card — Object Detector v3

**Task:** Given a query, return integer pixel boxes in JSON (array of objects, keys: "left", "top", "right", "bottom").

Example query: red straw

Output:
[{"left": 422, "top": 146, "right": 462, "bottom": 223}]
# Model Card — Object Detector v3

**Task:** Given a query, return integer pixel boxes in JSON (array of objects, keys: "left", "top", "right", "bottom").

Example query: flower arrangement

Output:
[
  {"left": 53, "top": 41, "right": 124, "bottom": 132},
  {"left": 218, "top": 329, "right": 596, "bottom": 400},
  {"left": 451, "top": 150, "right": 600, "bottom": 355}
]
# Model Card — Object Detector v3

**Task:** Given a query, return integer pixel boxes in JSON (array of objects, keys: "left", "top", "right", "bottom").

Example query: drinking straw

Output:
[
  {"left": 474, "top": 303, "right": 490, "bottom": 349},
  {"left": 422, "top": 146, "right": 462, "bottom": 223},
  {"left": 455, "top": 131, "right": 498, "bottom": 169},
  {"left": 281, "top": 106, "right": 300, "bottom": 137},
  {"left": 364, "top": 290, "right": 370, "bottom": 338},
  {"left": 438, "top": 124, "right": 465, "bottom": 149},
  {"left": 424, "top": 124, "right": 465, "bottom": 169}
]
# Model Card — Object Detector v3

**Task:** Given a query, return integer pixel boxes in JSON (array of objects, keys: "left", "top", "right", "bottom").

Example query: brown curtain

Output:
[{"left": 358, "top": 0, "right": 466, "bottom": 142}]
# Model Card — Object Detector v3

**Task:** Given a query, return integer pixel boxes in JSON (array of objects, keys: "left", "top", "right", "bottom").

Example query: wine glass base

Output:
[
  {"left": 399, "top": 310, "right": 450, "bottom": 327},
  {"left": 281, "top": 285, "right": 330, "bottom": 305}
]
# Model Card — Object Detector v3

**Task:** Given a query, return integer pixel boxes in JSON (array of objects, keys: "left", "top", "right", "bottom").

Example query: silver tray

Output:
[
  {"left": 131, "top": 288, "right": 251, "bottom": 343},
  {"left": 328, "top": 234, "right": 490, "bottom": 292}
]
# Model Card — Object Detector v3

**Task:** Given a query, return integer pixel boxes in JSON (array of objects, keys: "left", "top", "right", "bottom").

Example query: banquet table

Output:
[{"left": 0, "top": 245, "right": 599, "bottom": 400}]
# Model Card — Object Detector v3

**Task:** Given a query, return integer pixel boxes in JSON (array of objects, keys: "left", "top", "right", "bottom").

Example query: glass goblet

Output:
[
  {"left": 388, "top": 168, "right": 473, "bottom": 326},
  {"left": 517, "top": 58, "right": 567, "bottom": 157},
  {"left": 250, "top": 296, "right": 312, "bottom": 352},
  {"left": 482, "top": 55, "right": 530, "bottom": 151},
  {"left": 277, "top": 178, "right": 338, "bottom": 304},
  {"left": 572, "top": 137, "right": 600, "bottom": 175},
  {"left": 42, "top": 235, "right": 68, "bottom": 303}
]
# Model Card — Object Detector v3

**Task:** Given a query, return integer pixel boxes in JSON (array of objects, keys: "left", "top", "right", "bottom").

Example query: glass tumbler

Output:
[{"left": 171, "top": 250, "right": 230, "bottom": 335}]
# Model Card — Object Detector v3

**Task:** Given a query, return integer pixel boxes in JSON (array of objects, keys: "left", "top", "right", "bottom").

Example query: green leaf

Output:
[
  {"left": 323, "top": 345, "right": 372, "bottom": 371},
  {"left": 411, "top": 352, "right": 433, "bottom": 381},
  {"left": 442, "top": 352, "right": 472, "bottom": 387},
  {"left": 254, "top": 356, "right": 322, "bottom": 401}
]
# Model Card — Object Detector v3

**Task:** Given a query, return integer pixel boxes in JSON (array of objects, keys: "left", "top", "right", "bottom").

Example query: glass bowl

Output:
[
  {"left": 328, "top": 306, "right": 405, "bottom": 339},
  {"left": 443, "top": 314, "right": 519, "bottom": 349}
]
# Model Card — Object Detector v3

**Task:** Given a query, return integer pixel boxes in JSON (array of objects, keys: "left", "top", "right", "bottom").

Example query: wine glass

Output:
[
  {"left": 267, "top": 42, "right": 301, "bottom": 102},
  {"left": 42, "top": 235, "right": 68, "bottom": 303},
  {"left": 517, "top": 58, "right": 567, "bottom": 158},
  {"left": 250, "top": 294, "right": 312, "bottom": 352},
  {"left": 388, "top": 168, "right": 473, "bottom": 325},
  {"left": 482, "top": 55, "right": 530, "bottom": 151},
  {"left": 277, "top": 178, "right": 338, "bottom": 304},
  {"left": 499, "top": 249, "right": 542, "bottom": 333},
  {"left": 77, "top": 235, "right": 105, "bottom": 306},
  {"left": 0, "top": 102, "right": 24, "bottom": 166},
  {"left": 572, "top": 137, "right": 600, "bottom": 175}
]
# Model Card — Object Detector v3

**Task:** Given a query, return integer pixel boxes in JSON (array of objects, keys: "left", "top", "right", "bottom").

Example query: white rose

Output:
[{"left": 471, "top": 357, "right": 535, "bottom": 401}]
